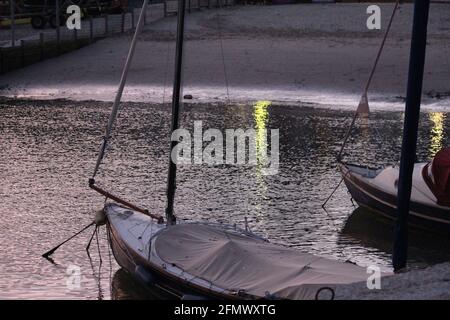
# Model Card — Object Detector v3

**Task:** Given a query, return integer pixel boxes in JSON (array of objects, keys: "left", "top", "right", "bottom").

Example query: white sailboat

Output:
[
  {"left": 340, "top": 148, "right": 450, "bottom": 234},
  {"left": 89, "top": 0, "right": 379, "bottom": 299},
  {"left": 336, "top": 1, "right": 450, "bottom": 234}
]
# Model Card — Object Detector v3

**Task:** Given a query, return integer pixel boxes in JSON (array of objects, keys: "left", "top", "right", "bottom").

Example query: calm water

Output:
[{"left": 1, "top": 98, "right": 449, "bottom": 299}]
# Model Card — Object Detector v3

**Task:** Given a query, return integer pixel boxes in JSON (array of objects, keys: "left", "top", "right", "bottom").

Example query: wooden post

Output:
[
  {"left": 393, "top": 0, "right": 431, "bottom": 272},
  {"left": 20, "top": 40, "right": 25, "bottom": 67},
  {"left": 89, "top": 17, "right": 94, "bottom": 43},
  {"left": 40, "top": 33, "right": 44, "bottom": 61}
]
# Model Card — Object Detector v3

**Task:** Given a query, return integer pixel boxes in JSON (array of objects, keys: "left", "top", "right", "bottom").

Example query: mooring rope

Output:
[
  {"left": 106, "top": 226, "right": 113, "bottom": 292},
  {"left": 216, "top": 5, "right": 231, "bottom": 104},
  {"left": 323, "top": 1, "right": 401, "bottom": 209}
]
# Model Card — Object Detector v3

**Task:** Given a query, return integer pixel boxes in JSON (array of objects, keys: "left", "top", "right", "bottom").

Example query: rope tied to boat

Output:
[
  {"left": 323, "top": 1, "right": 401, "bottom": 210},
  {"left": 337, "top": 0, "right": 400, "bottom": 162}
]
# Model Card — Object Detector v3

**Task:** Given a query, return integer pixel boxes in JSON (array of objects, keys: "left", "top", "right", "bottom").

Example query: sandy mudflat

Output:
[
  {"left": 0, "top": 3, "right": 449, "bottom": 110},
  {"left": 335, "top": 262, "right": 450, "bottom": 300}
]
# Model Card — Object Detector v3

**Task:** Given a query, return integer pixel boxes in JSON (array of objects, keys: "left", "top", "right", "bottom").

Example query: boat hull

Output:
[
  {"left": 340, "top": 163, "right": 450, "bottom": 234},
  {"left": 107, "top": 215, "right": 231, "bottom": 300},
  {"left": 105, "top": 202, "right": 377, "bottom": 300}
]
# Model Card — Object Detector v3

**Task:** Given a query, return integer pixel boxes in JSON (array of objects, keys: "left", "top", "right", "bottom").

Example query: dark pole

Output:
[
  {"left": 165, "top": 0, "right": 186, "bottom": 226},
  {"left": 10, "top": 0, "right": 15, "bottom": 47},
  {"left": 56, "top": 0, "right": 60, "bottom": 55},
  {"left": 393, "top": 0, "right": 430, "bottom": 272}
]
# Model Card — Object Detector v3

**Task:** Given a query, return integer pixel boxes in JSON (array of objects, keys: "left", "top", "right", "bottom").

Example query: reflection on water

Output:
[
  {"left": 429, "top": 112, "right": 446, "bottom": 158},
  {"left": 253, "top": 100, "right": 270, "bottom": 219},
  {"left": 254, "top": 100, "right": 271, "bottom": 162},
  {"left": 0, "top": 99, "right": 449, "bottom": 299},
  {"left": 111, "top": 269, "right": 170, "bottom": 300},
  {"left": 341, "top": 207, "right": 450, "bottom": 269}
]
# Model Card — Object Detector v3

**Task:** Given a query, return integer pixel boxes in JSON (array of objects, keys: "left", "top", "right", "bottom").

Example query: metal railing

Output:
[
  {"left": 0, "top": 5, "right": 162, "bottom": 73},
  {"left": 0, "top": 0, "right": 237, "bottom": 74},
  {"left": 164, "top": 0, "right": 234, "bottom": 15}
]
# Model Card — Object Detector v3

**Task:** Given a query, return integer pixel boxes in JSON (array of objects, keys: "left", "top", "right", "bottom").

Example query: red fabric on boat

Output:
[{"left": 423, "top": 147, "right": 450, "bottom": 207}]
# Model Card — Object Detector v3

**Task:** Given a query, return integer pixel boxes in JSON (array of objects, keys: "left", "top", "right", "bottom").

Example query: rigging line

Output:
[
  {"left": 106, "top": 227, "right": 113, "bottom": 293},
  {"left": 42, "top": 221, "right": 95, "bottom": 258},
  {"left": 95, "top": 227, "right": 103, "bottom": 266},
  {"left": 162, "top": 40, "right": 171, "bottom": 105},
  {"left": 373, "top": 125, "right": 384, "bottom": 152},
  {"left": 138, "top": 220, "right": 153, "bottom": 241},
  {"left": 86, "top": 225, "right": 97, "bottom": 254},
  {"left": 147, "top": 218, "right": 154, "bottom": 262},
  {"left": 215, "top": 5, "right": 246, "bottom": 226},
  {"left": 364, "top": 0, "right": 400, "bottom": 94},
  {"left": 95, "top": 228, "right": 105, "bottom": 300},
  {"left": 86, "top": 237, "right": 103, "bottom": 300},
  {"left": 237, "top": 167, "right": 250, "bottom": 226},
  {"left": 321, "top": 175, "right": 345, "bottom": 209},
  {"left": 213, "top": 4, "right": 235, "bottom": 223},
  {"left": 216, "top": 6, "right": 230, "bottom": 104},
  {"left": 92, "top": 0, "right": 149, "bottom": 178},
  {"left": 337, "top": 0, "right": 400, "bottom": 162}
]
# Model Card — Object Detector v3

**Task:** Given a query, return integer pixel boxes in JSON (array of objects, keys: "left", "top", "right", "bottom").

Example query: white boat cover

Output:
[
  {"left": 154, "top": 223, "right": 371, "bottom": 299},
  {"left": 370, "top": 163, "right": 439, "bottom": 205}
]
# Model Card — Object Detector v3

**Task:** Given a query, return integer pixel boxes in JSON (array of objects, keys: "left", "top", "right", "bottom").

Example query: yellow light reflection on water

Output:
[
  {"left": 429, "top": 112, "right": 446, "bottom": 158},
  {"left": 252, "top": 100, "right": 271, "bottom": 224},
  {"left": 254, "top": 100, "right": 271, "bottom": 167}
]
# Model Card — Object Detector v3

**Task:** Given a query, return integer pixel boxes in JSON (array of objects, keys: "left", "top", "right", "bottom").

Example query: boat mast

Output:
[
  {"left": 393, "top": 0, "right": 431, "bottom": 271},
  {"left": 165, "top": 0, "right": 187, "bottom": 225}
]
